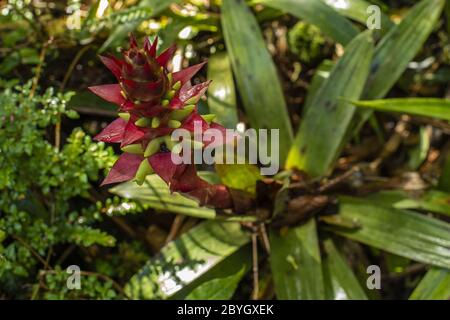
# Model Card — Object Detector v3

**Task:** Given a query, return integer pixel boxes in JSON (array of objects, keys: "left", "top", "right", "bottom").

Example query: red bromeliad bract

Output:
[{"left": 90, "top": 35, "right": 232, "bottom": 209}]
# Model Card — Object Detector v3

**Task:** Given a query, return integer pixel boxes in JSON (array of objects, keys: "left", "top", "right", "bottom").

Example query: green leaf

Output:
[
  {"left": 270, "top": 219, "right": 325, "bottom": 299},
  {"left": 185, "top": 265, "right": 247, "bottom": 300},
  {"left": 321, "top": 0, "right": 393, "bottom": 33},
  {"left": 408, "top": 126, "right": 430, "bottom": 170},
  {"left": 170, "top": 244, "right": 252, "bottom": 300},
  {"left": 207, "top": 51, "right": 238, "bottom": 129},
  {"left": 409, "top": 267, "right": 450, "bottom": 300},
  {"left": 221, "top": 0, "right": 293, "bottom": 164},
  {"left": 153, "top": 17, "right": 186, "bottom": 52},
  {"left": 215, "top": 164, "right": 262, "bottom": 196},
  {"left": 365, "top": 189, "right": 450, "bottom": 218},
  {"left": 326, "top": 197, "right": 450, "bottom": 269},
  {"left": 171, "top": 245, "right": 251, "bottom": 299},
  {"left": 286, "top": 31, "right": 374, "bottom": 177},
  {"left": 353, "top": 0, "right": 445, "bottom": 129},
  {"left": 351, "top": 98, "right": 450, "bottom": 121},
  {"left": 125, "top": 220, "right": 250, "bottom": 299},
  {"left": 99, "top": 0, "right": 179, "bottom": 52},
  {"left": 109, "top": 174, "right": 217, "bottom": 219},
  {"left": 0, "top": 53, "right": 20, "bottom": 75},
  {"left": 18, "top": 48, "right": 40, "bottom": 65},
  {"left": 438, "top": 153, "right": 450, "bottom": 192},
  {"left": 65, "top": 226, "right": 116, "bottom": 247},
  {"left": 110, "top": 173, "right": 257, "bottom": 222},
  {"left": 258, "top": 0, "right": 359, "bottom": 45},
  {"left": 364, "top": 0, "right": 445, "bottom": 99},
  {"left": 303, "top": 59, "right": 334, "bottom": 112},
  {"left": 323, "top": 239, "right": 368, "bottom": 300},
  {"left": 68, "top": 91, "right": 117, "bottom": 116},
  {"left": 446, "top": 0, "right": 450, "bottom": 35}
]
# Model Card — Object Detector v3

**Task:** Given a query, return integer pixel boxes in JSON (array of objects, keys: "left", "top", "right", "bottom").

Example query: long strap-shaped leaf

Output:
[
  {"left": 326, "top": 197, "right": 450, "bottom": 269},
  {"left": 183, "top": 247, "right": 251, "bottom": 300},
  {"left": 258, "top": 0, "right": 358, "bottom": 45},
  {"left": 303, "top": 60, "right": 334, "bottom": 112},
  {"left": 323, "top": 239, "right": 368, "bottom": 300},
  {"left": 364, "top": 0, "right": 445, "bottom": 99},
  {"left": 409, "top": 267, "right": 450, "bottom": 300},
  {"left": 109, "top": 173, "right": 256, "bottom": 221},
  {"left": 352, "top": 0, "right": 446, "bottom": 128},
  {"left": 286, "top": 31, "right": 373, "bottom": 177},
  {"left": 221, "top": 0, "right": 293, "bottom": 164},
  {"left": 321, "top": 0, "right": 393, "bottom": 34},
  {"left": 110, "top": 174, "right": 217, "bottom": 219},
  {"left": 447, "top": 0, "right": 450, "bottom": 35},
  {"left": 99, "top": 0, "right": 179, "bottom": 52},
  {"left": 270, "top": 218, "right": 325, "bottom": 299},
  {"left": 125, "top": 220, "right": 250, "bottom": 299},
  {"left": 351, "top": 98, "right": 450, "bottom": 121},
  {"left": 207, "top": 52, "right": 238, "bottom": 129},
  {"left": 364, "top": 189, "right": 450, "bottom": 218}
]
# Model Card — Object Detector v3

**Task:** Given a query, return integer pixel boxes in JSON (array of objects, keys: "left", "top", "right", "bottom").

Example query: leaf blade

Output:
[
  {"left": 351, "top": 98, "right": 450, "bottom": 121},
  {"left": 125, "top": 220, "right": 250, "bottom": 299},
  {"left": 259, "top": 0, "right": 359, "bottom": 45},
  {"left": 322, "top": 0, "right": 393, "bottom": 34},
  {"left": 215, "top": 163, "right": 262, "bottom": 196},
  {"left": 270, "top": 219, "right": 325, "bottom": 299},
  {"left": 326, "top": 197, "right": 450, "bottom": 269},
  {"left": 286, "top": 31, "right": 374, "bottom": 176},
  {"left": 323, "top": 239, "right": 368, "bottom": 300},
  {"left": 409, "top": 267, "right": 450, "bottom": 300},
  {"left": 364, "top": 0, "right": 445, "bottom": 99},
  {"left": 109, "top": 174, "right": 217, "bottom": 219},
  {"left": 207, "top": 51, "right": 238, "bottom": 129},
  {"left": 364, "top": 189, "right": 450, "bottom": 218},
  {"left": 99, "top": 0, "right": 179, "bottom": 52},
  {"left": 221, "top": 0, "right": 293, "bottom": 164},
  {"left": 185, "top": 264, "right": 247, "bottom": 300}
]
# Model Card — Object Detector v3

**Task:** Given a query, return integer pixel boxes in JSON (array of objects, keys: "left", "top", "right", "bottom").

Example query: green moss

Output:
[{"left": 288, "top": 21, "right": 327, "bottom": 64}]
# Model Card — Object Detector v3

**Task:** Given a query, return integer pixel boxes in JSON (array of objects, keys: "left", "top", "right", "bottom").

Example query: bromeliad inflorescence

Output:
[{"left": 90, "top": 35, "right": 232, "bottom": 208}]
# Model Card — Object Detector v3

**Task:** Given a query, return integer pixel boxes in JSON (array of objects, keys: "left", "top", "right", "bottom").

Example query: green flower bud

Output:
[
  {"left": 134, "top": 159, "right": 154, "bottom": 185},
  {"left": 185, "top": 96, "right": 198, "bottom": 104},
  {"left": 166, "top": 90, "right": 176, "bottom": 100},
  {"left": 121, "top": 143, "right": 144, "bottom": 154},
  {"left": 172, "top": 81, "right": 181, "bottom": 91},
  {"left": 135, "top": 117, "right": 151, "bottom": 127},
  {"left": 169, "top": 105, "right": 195, "bottom": 121},
  {"left": 164, "top": 135, "right": 178, "bottom": 150},
  {"left": 144, "top": 137, "right": 164, "bottom": 157},
  {"left": 151, "top": 117, "right": 161, "bottom": 128},
  {"left": 118, "top": 112, "right": 130, "bottom": 121},
  {"left": 201, "top": 114, "right": 216, "bottom": 123},
  {"left": 168, "top": 120, "right": 182, "bottom": 128}
]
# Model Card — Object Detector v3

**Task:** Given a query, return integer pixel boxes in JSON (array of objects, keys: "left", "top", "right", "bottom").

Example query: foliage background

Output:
[{"left": 0, "top": 0, "right": 450, "bottom": 300}]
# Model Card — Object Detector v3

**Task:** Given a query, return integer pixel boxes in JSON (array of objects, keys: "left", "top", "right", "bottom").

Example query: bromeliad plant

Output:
[{"left": 91, "top": 35, "right": 232, "bottom": 208}]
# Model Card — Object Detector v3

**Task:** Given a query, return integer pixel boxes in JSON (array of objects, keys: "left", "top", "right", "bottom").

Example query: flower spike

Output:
[{"left": 93, "top": 34, "right": 232, "bottom": 209}]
